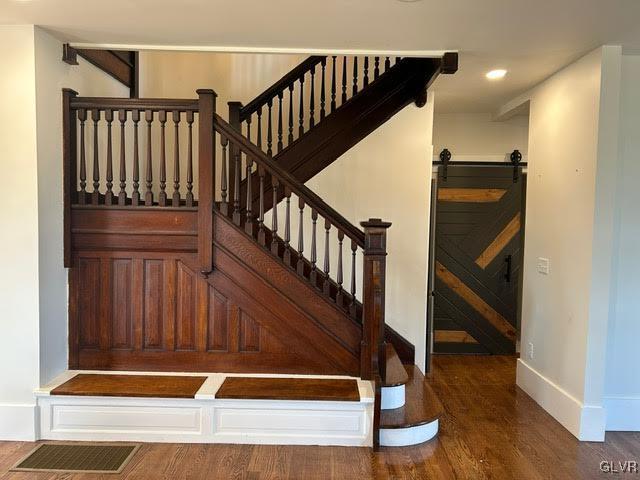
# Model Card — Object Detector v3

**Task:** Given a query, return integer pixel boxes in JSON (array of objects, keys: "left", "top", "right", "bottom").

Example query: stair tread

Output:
[
  {"left": 215, "top": 377, "right": 360, "bottom": 402},
  {"left": 380, "top": 365, "right": 443, "bottom": 429},
  {"left": 51, "top": 374, "right": 208, "bottom": 399},
  {"left": 383, "top": 344, "right": 409, "bottom": 387}
]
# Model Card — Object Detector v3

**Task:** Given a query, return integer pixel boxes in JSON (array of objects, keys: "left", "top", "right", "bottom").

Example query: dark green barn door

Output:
[{"left": 432, "top": 165, "right": 525, "bottom": 354}]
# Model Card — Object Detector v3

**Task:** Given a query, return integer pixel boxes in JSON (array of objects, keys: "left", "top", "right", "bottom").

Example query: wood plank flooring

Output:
[
  {"left": 2, "top": 355, "right": 638, "bottom": 479},
  {"left": 51, "top": 374, "right": 207, "bottom": 398},
  {"left": 215, "top": 377, "right": 360, "bottom": 402}
]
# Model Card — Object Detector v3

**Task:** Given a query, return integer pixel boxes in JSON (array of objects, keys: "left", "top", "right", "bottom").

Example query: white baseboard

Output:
[
  {"left": 0, "top": 403, "right": 37, "bottom": 441},
  {"left": 516, "top": 359, "right": 605, "bottom": 441},
  {"left": 604, "top": 396, "right": 640, "bottom": 431}
]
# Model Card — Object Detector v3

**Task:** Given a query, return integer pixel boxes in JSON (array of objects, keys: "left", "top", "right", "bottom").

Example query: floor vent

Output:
[{"left": 11, "top": 443, "right": 140, "bottom": 474}]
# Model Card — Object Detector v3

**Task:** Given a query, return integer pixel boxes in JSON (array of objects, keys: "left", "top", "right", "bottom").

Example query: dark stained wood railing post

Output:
[
  {"left": 361, "top": 218, "right": 391, "bottom": 451},
  {"left": 198, "top": 89, "right": 217, "bottom": 276},
  {"left": 360, "top": 218, "right": 391, "bottom": 381},
  {"left": 63, "top": 88, "right": 78, "bottom": 268},
  {"left": 228, "top": 101, "right": 243, "bottom": 208}
]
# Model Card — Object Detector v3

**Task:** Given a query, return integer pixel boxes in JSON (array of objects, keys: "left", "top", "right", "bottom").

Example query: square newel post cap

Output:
[
  {"left": 361, "top": 219, "right": 391, "bottom": 254},
  {"left": 62, "top": 88, "right": 79, "bottom": 97},
  {"left": 196, "top": 89, "right": 218, "bottom": 98},
  {"left": 360, "top": 218, "right": 392, "bottom": 229}
]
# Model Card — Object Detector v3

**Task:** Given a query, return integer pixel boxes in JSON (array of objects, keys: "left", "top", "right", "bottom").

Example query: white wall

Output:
[
  {"left": 139, "top": 50, "right": 304, "bottom": 109},
  {"left": 433, "top": 113, "right": 529, "bottom": 159},
  {"left": 0, "top": 25, "right": 129, "bottom": 441},
  {"left": 0, "top": 25, "right": 40, "bottom": 440},
  {"left": 515, "top": 46, "right": 622, "bottom": 441},
  {"left": 603, "top": 53, "right": 640, "bottom": 431},
  {"left": 33, "top": 29, "right": 129, "bottom": 387},
  {"left": 307, "top": 95, "right": 435, "bottom": 372}
]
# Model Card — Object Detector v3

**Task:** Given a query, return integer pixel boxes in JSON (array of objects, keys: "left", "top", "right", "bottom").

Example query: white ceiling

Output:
[{"left": 2, "top": 0, "right": 640, "bottom": 112}]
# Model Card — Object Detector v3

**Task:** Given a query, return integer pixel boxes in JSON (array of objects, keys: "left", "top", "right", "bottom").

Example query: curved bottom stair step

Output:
[
  {"left": 381, "top": 344, "right": 409, "bottom": 409},
  {"left": 380, "top": 365, "right": 443, "bottom": 447}
]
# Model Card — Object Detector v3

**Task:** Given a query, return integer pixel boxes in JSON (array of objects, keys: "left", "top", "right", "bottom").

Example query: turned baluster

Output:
[
  {"left": 320, "top": 58, "right": 326, "bottom": 121},
  {"left": 323, "top": 219, "right": 331, "bottom": 295},
  {"left": 352, "top": 57, "right": 359, "bottom": 96},
  {"left": 257, "top": 166, "right": 266, "bottom": 246},
  {"left": 363, "top": 57, "right": 369, "bottom": 87},
  {"left": 256, "top": 107, "right": 262, "bottom": 150},
  {"left": 267, "top": 100, "right": 273, "bottom": 157},
  {"left": 131, "top": 110, "right": 141, "bottom": 206},
  {"left": 144, "top": 109, "right": 154, "bottom": 206},
  {"left": 246, "top": 116, "right": 252, "bottom": 144},
  {"left": 350, "top": 239, "right": 357, "bottom": 317},
  {"left": 297, "top": 198, "right": 305, "bottom": 275},
  {"left": 277, "top": 93, "right": 283, "bottom": 153},
  {"left": 78, "top": 109, "right": 87, "bottom": 204},
  {"left": 298, "top": 75, "right": 305, "bottom": 138},
  {"left": 91, "top": 109, "right": 100, "bottom": 205},
  {"left": 288, "top": 85, "right": 294, "bottom": 145},
  {"left": 270, "top": 178, "right": 280, "bottom": 255},
  {"left": 118, "top": 109, "right": 127, "bottom": 206},
  {"left": 172, "top": 110, "right": 181, "bottom": 206},
  {"left": 310, "top": 209, "right": 318, "bottom": 284},
  {"left": 374, "top": 57, "right": 380, "bottom": 80},
  {"left": 232, "top": 144, "right": 241, "bottom": 225},
  {"left": 220, "top": 135, "right": 229, "bottom": 215},
  {"left": 158, "top": 110, "right": 167, "bottom": 206},
  {"left": 245, "top": 155, "right": 254, "bottom": 235},
  {"left": 185, "top": 111, "right": 194, "bottom": 207},
  {"left": 309, "top": 66, "right": 315, "bottom": 129},
  {"left": 336, "top": 231, "right": 345, "bottom": 305},
  {"left": 396, "top": 56, "right": 400, "bottom": 65},
  {"left": 104, "top": 109, "right": 114, "bottom": 205},
  {"left": 331, "top": 56, "right": 337, "bottom": 112},
  {"left": 283, "top": 187, "right": 292, "bottom": 266},
  {"left": 341, "top": 56, "right": 348, "bottom": 104},
  {"left": 385, "top": 57, "right": 391, "bottom": 71}
]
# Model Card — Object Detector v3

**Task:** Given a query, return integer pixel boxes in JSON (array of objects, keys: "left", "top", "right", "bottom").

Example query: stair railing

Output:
[
  {"left": 213, "top": 114, "right": 389, "bottom": 382},
  {"left": 233, "top": 55, "right": 402, "bottom": 156}
]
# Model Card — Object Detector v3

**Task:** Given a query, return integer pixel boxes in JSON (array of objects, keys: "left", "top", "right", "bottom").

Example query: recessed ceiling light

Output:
[{"left": 486, "top": 69, "right": 507, "bottom": 80}]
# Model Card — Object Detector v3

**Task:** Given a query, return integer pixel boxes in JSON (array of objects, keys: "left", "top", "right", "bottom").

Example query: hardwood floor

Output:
[{"left": 1, "top": 355, "right": 638, "bottom": 479}]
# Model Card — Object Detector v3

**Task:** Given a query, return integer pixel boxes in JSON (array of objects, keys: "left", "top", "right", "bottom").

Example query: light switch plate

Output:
[{"left": 537, "top": 257, "right": 550, "bottom": 275}]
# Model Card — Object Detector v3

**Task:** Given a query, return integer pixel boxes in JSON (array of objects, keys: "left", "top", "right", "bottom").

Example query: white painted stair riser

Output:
[
  {"left": 381, "top": 384, "right": 405, "bottom": 410},
  {"left": 380, "top": 419, "right": 439, "bottom": 447}
]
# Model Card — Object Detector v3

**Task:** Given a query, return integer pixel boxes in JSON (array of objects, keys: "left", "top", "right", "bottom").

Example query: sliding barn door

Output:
[{"left": 433, "top": 165, "right": 525, "bottom": 354}]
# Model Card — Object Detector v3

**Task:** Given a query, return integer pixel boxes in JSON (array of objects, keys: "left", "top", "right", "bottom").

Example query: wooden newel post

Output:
[
  {"left": 63, "top": 88, "right": 78, "bottom": 268},
  {"left": 227, "top": 101, "right": 243, "bottom": 208},
  {"left": 197, "top": 89, "right": 217, "bottom": 277},
  {"left": 360, "top": 218, "right": 392, "bottom": 382}
]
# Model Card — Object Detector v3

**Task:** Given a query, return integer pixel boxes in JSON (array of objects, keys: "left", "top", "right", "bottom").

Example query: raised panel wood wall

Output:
[{"left": 69, "top": 209, "right": 361, "bottom": 375}]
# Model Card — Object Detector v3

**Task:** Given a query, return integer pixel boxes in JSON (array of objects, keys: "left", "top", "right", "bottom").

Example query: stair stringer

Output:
[{"left": 211, "top": 210, "right": 362, "bottom": 376}]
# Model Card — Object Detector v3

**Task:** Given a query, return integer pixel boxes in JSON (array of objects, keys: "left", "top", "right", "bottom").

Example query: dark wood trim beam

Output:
[{"left": 62, "top": 44, "right": 139, "bottom": 98}]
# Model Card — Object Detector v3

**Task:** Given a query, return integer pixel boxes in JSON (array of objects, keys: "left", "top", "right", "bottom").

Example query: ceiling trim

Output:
[{"left": 69, "top": 43, "right": 455, "bottom": 57}]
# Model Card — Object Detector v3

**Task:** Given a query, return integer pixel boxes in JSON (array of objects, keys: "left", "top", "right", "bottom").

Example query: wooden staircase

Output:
[
  {"left": 60, "top": 52, "right": 454, "bottom": 448},
  {"left": 231, "top": 54, "right": 458, "bottom": 213}
]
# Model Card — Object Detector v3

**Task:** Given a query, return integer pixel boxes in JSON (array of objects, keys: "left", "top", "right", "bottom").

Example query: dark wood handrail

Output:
[
  {"left": 239, "top": 56, "right": 326, "bottom": 122},
  {"left": 70, "top": 97, "right": 199, "bottom": 112},
  {"left": 214, "top": 113, "right": 365, "bottom": 247}
]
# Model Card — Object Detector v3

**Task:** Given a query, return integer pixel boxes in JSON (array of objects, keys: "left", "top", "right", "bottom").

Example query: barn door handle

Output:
[{"left": 504, "top": 255, "right": 512, "bottom": 282}]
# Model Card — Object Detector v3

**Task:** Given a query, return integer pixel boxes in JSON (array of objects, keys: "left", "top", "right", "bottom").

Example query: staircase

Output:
[
  {"left": 60, "top": 52, "right": 455, "bottom": 448},
  {"left": 231, "top": 53, "right": 457, "bottom": 212}
]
